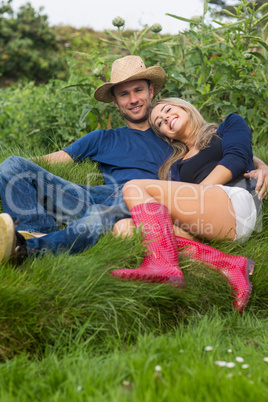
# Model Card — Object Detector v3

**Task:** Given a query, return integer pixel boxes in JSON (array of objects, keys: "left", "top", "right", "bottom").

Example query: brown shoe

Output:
[
  {"left": 0, "top": 214, "right": 28, "bottom": 265},
  {"left": 18, "top": 231, "right": 45, "bottom": 239}
]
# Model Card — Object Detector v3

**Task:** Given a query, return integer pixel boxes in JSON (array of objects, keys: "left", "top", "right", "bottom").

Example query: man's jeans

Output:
[{"left": 0, "top": 156, "right": 130, "bottom": 256}]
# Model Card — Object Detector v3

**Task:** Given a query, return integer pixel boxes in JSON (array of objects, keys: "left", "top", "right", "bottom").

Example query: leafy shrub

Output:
[
  {"left": 0, "top": 0, "right": 267, "bottom": 151},
  {"left": 0, "top": 0, "right": 67, "bottom": 83},
  {"left": 0, "top": 69, "right": 124, "bottom": 150},
  {"left": 100, "top": 0, "right": 268, "bottom": 144},
  {"left": 163, "top": 0, "right": 268, "bottom": 143},
  {"left": 0, "top": 80, "right": 97, "bottom": 149}
]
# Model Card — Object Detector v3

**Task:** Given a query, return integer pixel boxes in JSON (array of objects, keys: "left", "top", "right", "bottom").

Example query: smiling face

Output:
[
  {"left": 150, "top": 103, "right": 192, "bottom": 143},
  {"left": 112, "top": 79, "right": 154, "bottom": 129}
]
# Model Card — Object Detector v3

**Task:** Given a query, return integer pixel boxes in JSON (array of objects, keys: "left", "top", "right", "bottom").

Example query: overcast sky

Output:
[{"left": 12, "top": 0, "right": 206, "bottom": 34}]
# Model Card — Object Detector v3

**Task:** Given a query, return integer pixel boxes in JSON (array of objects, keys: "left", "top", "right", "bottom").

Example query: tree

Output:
[{"left": 0, "top": 0, "right": 67, "bottom": 83}]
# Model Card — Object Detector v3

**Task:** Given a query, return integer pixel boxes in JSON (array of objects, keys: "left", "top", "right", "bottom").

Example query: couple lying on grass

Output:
[{"left": 0, "top": 56, "right": 267, "bottom": 314}]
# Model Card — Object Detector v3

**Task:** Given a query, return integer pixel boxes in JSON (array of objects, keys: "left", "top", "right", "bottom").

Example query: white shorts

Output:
[{"left": 216, "top": 185, "right": 257, "bottom": 243}]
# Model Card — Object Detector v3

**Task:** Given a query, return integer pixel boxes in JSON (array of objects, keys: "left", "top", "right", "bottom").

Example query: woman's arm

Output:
[
  {"left": 200, "top": 114, "right": 258, "bottom": 187},
  {"left": 200, "top": 165, "right": 232, "bottom": 185},
  {"left": 216, "top": 114, "right": 253, "bottom": 180},
  {"left": 200, "top": 156, "right": 268, "bottom": 199},
  {"left": 201, "top": 114, "right": 261, "bottom": 185},
  {"left": 200, "top": 117, "right": 267, "bottom": 198}
]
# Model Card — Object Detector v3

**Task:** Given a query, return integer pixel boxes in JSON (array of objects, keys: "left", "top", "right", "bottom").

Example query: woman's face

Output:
[{"left": 151, "top": 103, "right": 191, "bottom": 142}]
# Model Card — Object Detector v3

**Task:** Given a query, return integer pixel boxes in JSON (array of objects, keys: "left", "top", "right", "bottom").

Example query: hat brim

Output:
[{"left": 94, "top": 66, "right": 166, "bottom": 103}]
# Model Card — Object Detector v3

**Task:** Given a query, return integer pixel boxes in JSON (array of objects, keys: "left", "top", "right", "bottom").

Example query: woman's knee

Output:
[
  {"left": 122, "top": 179, "right": 149, "bottom": 201},
  {"left": 123, "top": 180, "right": 139, "bottom": 197}
]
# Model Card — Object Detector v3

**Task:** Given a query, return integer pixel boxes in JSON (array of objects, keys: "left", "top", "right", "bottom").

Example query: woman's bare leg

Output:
[
  {"left": 173, "top": 225, "right": 195, "bottom": 240},
  {"left": 113, "top": 218, "right": 194, "bottom": 240},
  {"left": 115, "top": 180, "right": 253, "bottom": 312},
  {"left": 122, "top": 179, "right": 237, "bottom": 241}
]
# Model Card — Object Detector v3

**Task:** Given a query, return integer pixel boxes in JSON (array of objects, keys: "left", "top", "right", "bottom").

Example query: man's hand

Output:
[{"left": 244, "top": 167, "right": 268, "bottom": 200}]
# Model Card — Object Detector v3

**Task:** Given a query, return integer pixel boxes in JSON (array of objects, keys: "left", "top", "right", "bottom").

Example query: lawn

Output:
[{"left": 0, "top": 148, "right": 267, "bottom": 401}]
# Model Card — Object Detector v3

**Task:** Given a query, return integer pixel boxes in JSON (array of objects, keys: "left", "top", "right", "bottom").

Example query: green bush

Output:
[
  {"left": 0, "top": 72, "right": 124, "bottom": 150},
  {"left": 0, "top": 0, "right": 67, "bottom": 82},
  {"left": 100, "top": 0, "right": 268, "bottom": 144},
  {"left": 0, "top": 0, "right": 267, "bottom": 151},
  {"left": 163, "top": 0, "right": 268, "bottom": 144}
]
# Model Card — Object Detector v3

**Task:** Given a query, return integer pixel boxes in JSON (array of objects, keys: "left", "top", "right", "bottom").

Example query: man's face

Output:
[{"left": 112, "top": 80, "right": 154, "bottom": 126}]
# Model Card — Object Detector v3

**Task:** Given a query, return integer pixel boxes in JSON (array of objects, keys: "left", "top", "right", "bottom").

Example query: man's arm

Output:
[
  {"left": 253, "top": 156, "right": 267, "bottom": 169},
  {"left": 38, "top": 150, "right": 74, "bottom": 164},
  {"left": 40, "top": 130, "right": 99, "bottom": 165},
  {"left": 245, "top": 156, "right": 268, "bottom": 200}
]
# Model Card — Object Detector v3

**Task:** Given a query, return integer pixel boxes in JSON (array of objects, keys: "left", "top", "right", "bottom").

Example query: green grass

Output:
[
  {"left": 1, "top": 313, "right": 268, "bottom": 401},
  {"left": 0, "top": 148, "right": 268, "bottom": 400}
]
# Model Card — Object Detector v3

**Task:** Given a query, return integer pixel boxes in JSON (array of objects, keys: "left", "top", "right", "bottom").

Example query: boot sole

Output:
[
  {"left": 0, "top": 214, "right": 15, "bottom": 263},
  {"left": 247, "top": 259, "right": 255, "bottom": 276},
  {"left": 235, "top": 258, "right": 255, "bottom": 314},
  {"left": 243, "top": 258, "right": 255, "bottom": 307},
  {"left": 111, "top": 270, "right": 185, "bottom": 287}
]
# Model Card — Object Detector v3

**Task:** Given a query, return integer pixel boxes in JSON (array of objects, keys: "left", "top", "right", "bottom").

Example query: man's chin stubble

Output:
[{"left": 122, "top": 111, "right": 149, "bottom": 124}]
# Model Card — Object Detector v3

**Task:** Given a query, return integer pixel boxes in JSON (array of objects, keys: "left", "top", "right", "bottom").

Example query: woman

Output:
[{"left": 111, "top": 98, "right": 262, "bottom": 313}]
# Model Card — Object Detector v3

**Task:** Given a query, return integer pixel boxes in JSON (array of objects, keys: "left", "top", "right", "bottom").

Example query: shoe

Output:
[
  {"left": 176, "top": 236, "right": 254, "bottom": 313},
  {"left": 111, "top": 203, "right": 184, "bottom": 285},
  {"left": 18, "top": 231, "right": 45, "bottom": 239},
  {"left": 0, "top": 213, "right": 28, "bottom": 265}
]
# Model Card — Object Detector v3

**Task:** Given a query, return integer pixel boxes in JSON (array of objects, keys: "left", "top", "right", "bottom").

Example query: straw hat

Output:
[{"left": 94, "top": 55, "right": 166, "bottom": 103}]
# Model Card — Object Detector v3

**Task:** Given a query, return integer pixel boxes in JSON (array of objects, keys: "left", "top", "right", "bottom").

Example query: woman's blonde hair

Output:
[{"left": 148, "top": 98, "right": 218, "bottom": 180}]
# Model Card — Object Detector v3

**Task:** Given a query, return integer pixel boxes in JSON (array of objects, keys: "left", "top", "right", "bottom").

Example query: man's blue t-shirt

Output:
[{"left": 63, "top": 126, "right": 173, "bottom": 185}]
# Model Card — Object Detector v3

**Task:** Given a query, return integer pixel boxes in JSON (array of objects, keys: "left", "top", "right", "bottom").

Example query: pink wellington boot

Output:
[
  {"left": 111, "top": 203, "right": 184, "bottom": 285},
  {"left": 176, "top": 236, "right": 254, "bottom": 313}
]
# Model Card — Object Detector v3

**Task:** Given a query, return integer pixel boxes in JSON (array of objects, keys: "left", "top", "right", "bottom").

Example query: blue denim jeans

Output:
[{"left": 0, "top": 156, "right": 130, "bottom": 255}]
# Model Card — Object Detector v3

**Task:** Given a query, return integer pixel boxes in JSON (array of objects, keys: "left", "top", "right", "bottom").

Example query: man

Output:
[{"left": 0, "top": 55, "right": 267, "bottom": 264}]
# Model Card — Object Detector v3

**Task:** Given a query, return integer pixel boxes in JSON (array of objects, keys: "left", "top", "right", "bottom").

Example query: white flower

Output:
[
  {"left": 263, "top": 357, "right": 268, "bottom": 363},
  {"left": 204, "top": 346, "right": 213, "bottom": 351},
  {"left": 215, "top": 360, "right": 227, "bottom": 367},
  {"left": 235, "top": 357, "right": 244, "bottom": 363},
  {"left": 155, "top": 365, "right": 162, "bottom": 372},
  {"left": 77, "top": 386, "right": 82, "bottom": 392},
  {"left": 227, "top": 349, "right": 233, "bottom": 353},
  {"left": 242, "top": 364, "right": 249, "bottom": 369},
  {"left": 226, "top": 362, "right": 235, "bottom": 368},
  {"left": 179, "top": 349, "right": 184, "bottom": 353}
]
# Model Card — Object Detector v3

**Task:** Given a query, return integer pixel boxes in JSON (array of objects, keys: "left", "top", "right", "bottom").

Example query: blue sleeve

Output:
[
  {"left": 63, "top": 130, "right": 103, "bottom": 161},
  {"left": 216, "top": 114, "right": 254, "bottom": 180}
]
